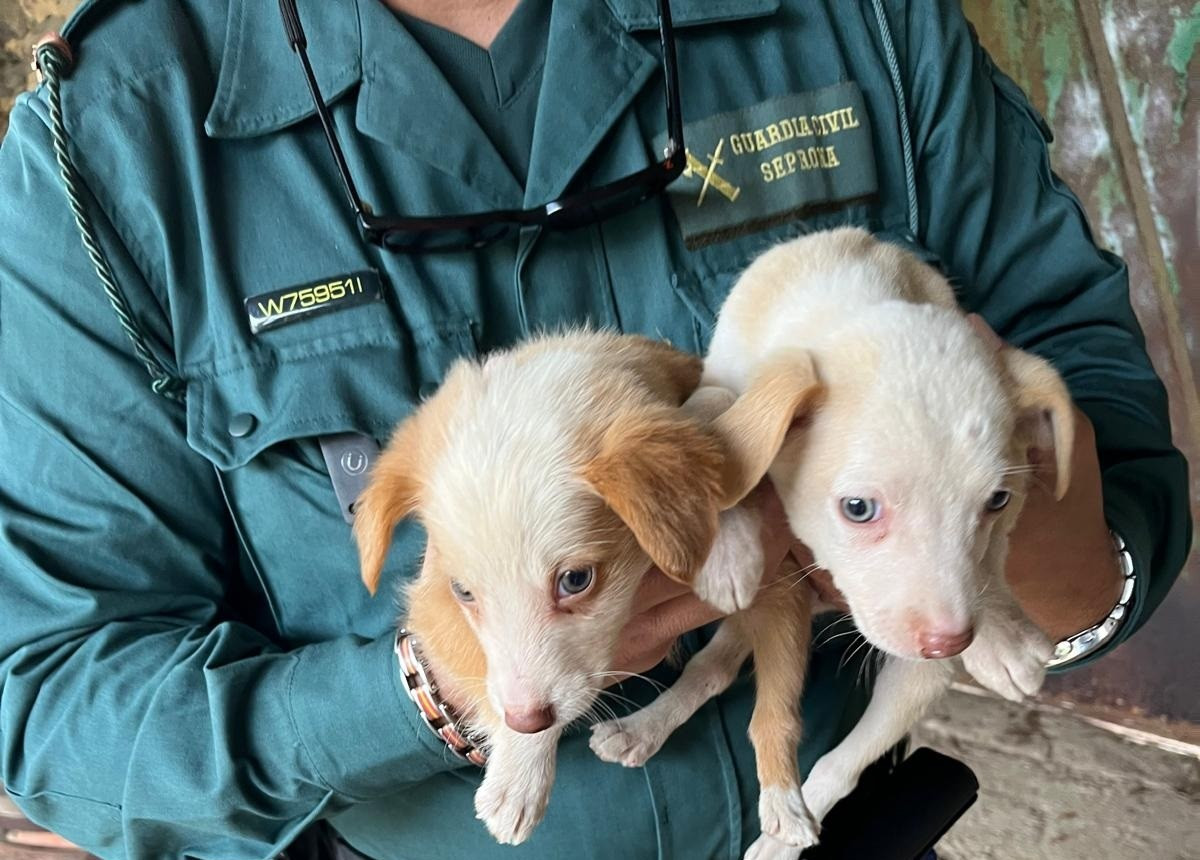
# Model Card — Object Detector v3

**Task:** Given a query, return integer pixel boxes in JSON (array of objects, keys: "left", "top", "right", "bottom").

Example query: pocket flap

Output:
[{"left": 186, "top": 320, "right": 476, "bottom": 470}]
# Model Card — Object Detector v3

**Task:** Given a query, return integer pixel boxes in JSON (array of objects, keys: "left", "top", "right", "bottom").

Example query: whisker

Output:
[
  {"left": 813, "top": 626, "right": 861, "bottom": 651},
  {"left": 599, "top": 689, "right": 644, "bottom": 712},
  {"left": 812, "top": 614, "right": 855, "bottom": 649},
  {"left": 583, "top": 689, "right": 620, "bottom": 725},
  {"left": 1001, "top": 464, "right": 1040, "bottom": 475},
  {"left": 780, "top": 562, "right": 821, "bottom": 582},
  {"left": 588, "top": 670, "right": 669, "bottom": 694},
  {"left": 858, "top": 648, "right": 884, "bottom": 689},
  {"left": 837, "top": 634, "right": 866, "bottom": 674},
  {"left": 786, "top": 565, "right": 823, "bottom": 592},
  {"left": 843, "top": 635, "right": 873, "bottom": 680}
]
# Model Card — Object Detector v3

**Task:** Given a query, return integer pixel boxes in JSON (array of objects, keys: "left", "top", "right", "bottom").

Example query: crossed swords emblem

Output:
[{"left": 682, "top": 139, "right": 741, "bottom": 206}]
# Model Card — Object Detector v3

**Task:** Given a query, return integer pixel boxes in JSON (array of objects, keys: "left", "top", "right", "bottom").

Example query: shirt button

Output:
[{"left": 228, "top": 413, "right": 257, "bottom": 438}]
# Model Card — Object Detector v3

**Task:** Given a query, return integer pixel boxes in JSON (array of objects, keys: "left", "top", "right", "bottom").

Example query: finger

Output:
[
  {"left": 788, "top": 541, "right": 817, "bottom": 569},
  {"left": 643, "top": 592, "right": 724, "bottom": 640},
  {"left": 806, "top": 567, "right": 850, "bottom": 612},
  {"left": 634, "top": 566, "right": 692, "bottom": 609}
]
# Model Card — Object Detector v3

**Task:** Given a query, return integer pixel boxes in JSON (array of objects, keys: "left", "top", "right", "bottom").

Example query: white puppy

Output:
[{"left": 591, "top": 228, "right": 1071, "bottom": 859}]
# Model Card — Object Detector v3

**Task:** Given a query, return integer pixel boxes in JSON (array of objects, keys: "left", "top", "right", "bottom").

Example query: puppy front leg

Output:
[
  {"left": 961, "top": 538, "right": 1053, "bottom": 701},
  {"left": 474, "top": 726, "right": 562, "bottom": 845},
  {"left": 683, "top": 386, "right": 767, "bottom": 614},
  {"left": 590, "top": 617, "right": 752, "bottom": 767},
  {"left": 692, "top": 504, "right": 766, "bottom": 614},
  {"left": 802, "top": 656, "right": 954, "bottom": 823},
  {"left": 744, "top": 585, "right": 819, "bottom": 858}
]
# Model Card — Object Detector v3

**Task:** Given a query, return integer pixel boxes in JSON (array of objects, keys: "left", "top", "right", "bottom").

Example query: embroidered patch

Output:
[
  {"left": 244, "top": 270, "right": 383, "bottom": 334},
  {"left": 654, "top": 82, "right": 878, "bottom": 248}
]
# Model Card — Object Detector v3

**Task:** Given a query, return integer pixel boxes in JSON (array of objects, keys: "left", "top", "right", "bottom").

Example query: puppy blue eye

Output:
[
  {"left": 840, "top": 497, "right": 879, "bottom": 523},
  {"left": 986, "top": 490, "right": 1011, "bottom": 512},
  {"left": 451, "top": 580, "right": 474, "bottom": 602},
  {"left": 557, "top": 566, "right": 595, "bottom": 598}
]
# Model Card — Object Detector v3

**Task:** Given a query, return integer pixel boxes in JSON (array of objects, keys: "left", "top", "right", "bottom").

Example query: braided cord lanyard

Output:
[
  {"left": 869, "top": 0, "right": 919, "bottom": 239},
  {"left": 34, "top": 40, "right": 186, "bottom": 402}
]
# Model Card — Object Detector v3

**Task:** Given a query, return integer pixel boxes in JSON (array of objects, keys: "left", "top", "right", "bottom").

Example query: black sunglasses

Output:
[{"left": 278, "top": 0, "right": 685, "bottom": 252}]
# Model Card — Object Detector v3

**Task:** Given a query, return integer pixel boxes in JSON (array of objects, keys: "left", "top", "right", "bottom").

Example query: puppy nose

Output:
[
  {"left": 918, "top": 627, "right": 974, "bottom": 659},
  {"left": 503, "top": 704, "right": 556, "bottom": 734}
]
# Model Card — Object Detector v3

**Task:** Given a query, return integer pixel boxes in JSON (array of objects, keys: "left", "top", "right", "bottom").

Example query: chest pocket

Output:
[
  {"left": 669, "top": 213, "right": 951, "bottom": 344},
  {"left": 184, "top": 313, "right": 478, "bottom": 644},
  {"left": 668, "top": 203, "right": 879, "bottom": 335}
]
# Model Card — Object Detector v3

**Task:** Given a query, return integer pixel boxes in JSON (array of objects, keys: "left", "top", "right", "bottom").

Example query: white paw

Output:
[
  {"left": 961, "top": 605, "right": 1052, "bottom": 702},
  {"left": 692, "top": 506, "right": 763, "bottom": 614},
  {"left": 473, "top": 761, "right": 552, "bottom": 845},
  {"left": 589, "top": 716, "right": 665, "bottom": 768},
  {"left": 744, "top": 833, "right": 805, "bottom": 860},
  {"left": 758, "top": 785, "right": 819, "bottom": 847},
  {"left": 801, "top": 757, "right": 853, "bottom": 824}
]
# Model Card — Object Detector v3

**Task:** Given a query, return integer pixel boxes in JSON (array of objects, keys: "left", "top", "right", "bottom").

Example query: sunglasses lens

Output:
[
  {"left": 545, "top": 166, "right": 674, "bottom": 231},
  {"left": 379, "top": 220, "right": 520, "bottom": 252}
]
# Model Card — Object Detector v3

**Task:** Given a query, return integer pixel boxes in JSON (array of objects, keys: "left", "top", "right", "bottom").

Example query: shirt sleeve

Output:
[
  {"left": 895, "top": 0, "right": 1191, "bottom": 667},
  {"left": 0, "top": 98, "right": 462, "bottom": 859}
]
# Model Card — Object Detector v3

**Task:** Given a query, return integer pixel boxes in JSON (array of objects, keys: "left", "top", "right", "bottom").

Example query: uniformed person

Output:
[{"left": 0, "top": 0, "right": 1189, "bottom": 858}]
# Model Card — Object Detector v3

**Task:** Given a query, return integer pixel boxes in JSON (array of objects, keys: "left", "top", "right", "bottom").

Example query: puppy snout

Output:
[
  {"left": 918, "top": 626, "right": 975, "bottom": 659},
  {"left": 503, "top": 704, "right": 557, "bottom": 734}
]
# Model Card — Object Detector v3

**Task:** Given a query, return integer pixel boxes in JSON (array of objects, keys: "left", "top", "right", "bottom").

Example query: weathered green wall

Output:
[{"left": 1, "top": 1, "right": 1196, "bottom": 727}]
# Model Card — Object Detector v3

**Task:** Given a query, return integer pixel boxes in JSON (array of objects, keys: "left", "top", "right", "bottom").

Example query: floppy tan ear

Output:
[
  {"left": 1003, "top": 348, "right": 1075, "bottom": 500},
  {"left": 615, "top": 335, "right": 705, "bottom": 404},
  {"left": 710, "top": 350, "right": 824, "bottom": 508},
  {"left": 353, "top": 417, "right": 424, "bottom": 596},
  {"left": 582, "top": 409, "right": 725, "bottom": 583}
]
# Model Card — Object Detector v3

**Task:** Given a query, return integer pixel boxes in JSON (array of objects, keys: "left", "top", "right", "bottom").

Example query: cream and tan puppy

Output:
[
  {"left": 590, "top": 229, "right": 1071, "bottom": 860},
  {"left": 353, "top": 331, "right": 817, "bottom": 845}
]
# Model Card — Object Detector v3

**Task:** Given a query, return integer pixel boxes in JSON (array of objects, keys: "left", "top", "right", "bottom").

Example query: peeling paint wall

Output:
[{"left": 0, "top": 1, "right": 1196, "bottom": 727}]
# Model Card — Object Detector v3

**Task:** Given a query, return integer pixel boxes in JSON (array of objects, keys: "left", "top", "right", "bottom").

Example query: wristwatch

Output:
[
  {"left": 1046, "top": 530, "right": 1136, "bottom": 668},
  {"left": 395, "top": 630, "right": 488, "bottom": 766}
]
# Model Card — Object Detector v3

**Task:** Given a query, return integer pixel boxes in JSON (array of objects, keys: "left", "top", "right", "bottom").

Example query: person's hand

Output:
[
  {"left": 800, "top": 566, "right": 849, "bottom": 613},
  {"left": 608, "top": 482, "right": 804, "bottom": 683}
]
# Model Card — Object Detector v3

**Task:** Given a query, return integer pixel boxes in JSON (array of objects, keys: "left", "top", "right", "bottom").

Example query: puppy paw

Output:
[
  {"left": 589, "top": 717, "right": 665, "bottom": 768},
  {"left": 743, "top": 833, "right": 805, "bottom": 860},
  {"left": 692, "top": 506, "right": 763, "bottom": 614},
  {"left": 474, "top": 762, "right": 552, "bottom": 845},
  {"left": 962, "top": 605, "right": 1053, "bottom": 701},
  {"left": 758, "top": 785, "right": 819, "bottom": 848},
  {"left": 801, "top": 757, "right": 853, "bottom": 824}
]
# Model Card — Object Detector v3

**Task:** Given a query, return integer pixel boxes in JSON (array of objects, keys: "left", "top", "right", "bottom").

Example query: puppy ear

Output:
[
  {"left": 616, "top": 335, "right": 705, "bottom": 404},
  {"left": 353, "top": 417, "right": 423, "bottom": 595},
  {"left": 711, "top": 350, "right": 824, "bottom": 507},
  {"left": 1003, "top": 348, "right": 1075, "bottom": 500},
  {"left": 582, "top": 410, "right": 724, "bottom": 583}
]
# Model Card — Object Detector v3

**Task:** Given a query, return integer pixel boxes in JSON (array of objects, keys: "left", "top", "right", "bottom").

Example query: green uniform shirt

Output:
[
  {"left": 400, "top": 0, "right": 549, "bottom": 181},
  {"left": 0, "top": 1, "right": 1188, "bottom": 858}
]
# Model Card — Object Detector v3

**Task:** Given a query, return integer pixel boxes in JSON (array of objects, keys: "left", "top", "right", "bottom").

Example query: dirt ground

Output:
[{"left": 913, "top": 686, "right": 1200, "bottom": 860}]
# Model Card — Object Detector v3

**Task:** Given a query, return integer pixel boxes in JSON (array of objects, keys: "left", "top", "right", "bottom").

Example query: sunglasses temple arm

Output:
[
  {"left": 279, "top": 0, "right": 371, "bottom": 217},
  {"left": 657, "top": 0, "right": 684, "bottom": 159}
]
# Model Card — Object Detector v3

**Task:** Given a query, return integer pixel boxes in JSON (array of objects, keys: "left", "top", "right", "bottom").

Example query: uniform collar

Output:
[
  {"left": 604, "top": 0, "right": 780, "bottom": 31},
  {"left": 205, "top": 0, "right": 780, "bottom": 139},
  {"left": 205, "top": 0, "right": 362, "bottom": 139}
]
